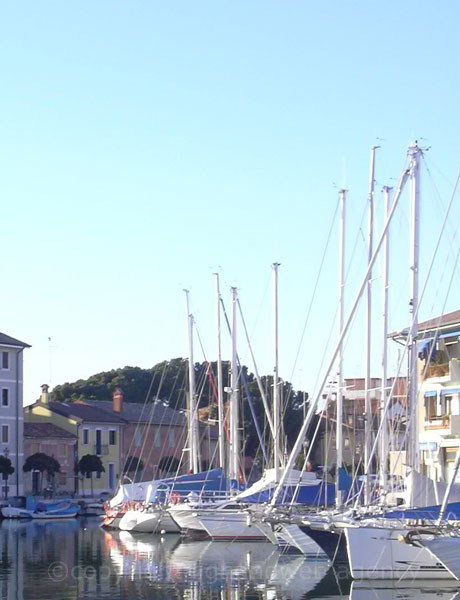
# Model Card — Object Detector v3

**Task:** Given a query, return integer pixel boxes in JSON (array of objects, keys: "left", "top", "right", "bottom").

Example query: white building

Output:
[
  {"left": 0, "top": 332, "right": 30, "bottom": 497},
  {"left": 415, "top": 310, "right": 460, "bottom": 483}
]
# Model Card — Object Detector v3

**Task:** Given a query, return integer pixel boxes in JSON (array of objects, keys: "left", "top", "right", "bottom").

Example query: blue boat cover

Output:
[
  {"left": 150, "top": 467, "right": 228, "bottom": 502},
  {"left": 238, "top": 481, "right": 335, "bottom": 506}
]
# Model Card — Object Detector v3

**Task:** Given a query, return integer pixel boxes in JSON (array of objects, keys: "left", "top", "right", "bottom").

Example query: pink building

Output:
[
  {"left": 23, "top": 422, "right": 76, "bottom": 493},
  {"left": 86, "top": 389, "right": 218, "bottom": 481}
]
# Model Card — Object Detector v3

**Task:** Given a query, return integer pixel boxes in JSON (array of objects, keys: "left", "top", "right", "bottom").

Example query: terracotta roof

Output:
[
  {"left": 47, "top": 401, "right": 126, "bottom": 424},
  {"left": 0, "top": 332, "right": 31, "bottom": 348},
  {"left": 24, "top": 422, "right": 76, "bottom": 439},
  {"left": 83, "top": 399, "right": 186, "bottom": 426},
  {"left": 390, "top": 309, "right": 460, "bottom": 339},
  {"left": 417, "top": 310, "right": 460, "bottom": 333}
]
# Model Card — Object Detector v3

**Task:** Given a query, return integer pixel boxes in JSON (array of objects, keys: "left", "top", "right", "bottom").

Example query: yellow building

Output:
[{"left": 25, "top": 385, "right": 124, "bottom": 496}]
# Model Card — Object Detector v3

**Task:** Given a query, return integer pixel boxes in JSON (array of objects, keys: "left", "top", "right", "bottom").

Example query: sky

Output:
[{"left": 1, "top": 1, "right": 460, "bottom": 405}]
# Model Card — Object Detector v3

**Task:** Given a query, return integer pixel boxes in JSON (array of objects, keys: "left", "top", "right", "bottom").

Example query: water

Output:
[{"left": 0, "top": 518, "right": 459, "bottom": 600}]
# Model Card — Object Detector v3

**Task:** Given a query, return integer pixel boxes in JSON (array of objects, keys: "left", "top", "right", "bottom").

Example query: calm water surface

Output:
[{"left": 0, "top": 518, "right": 459, "bottom": 600}]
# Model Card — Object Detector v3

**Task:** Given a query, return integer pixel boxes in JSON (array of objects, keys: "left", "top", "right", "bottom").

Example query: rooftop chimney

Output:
[
  {"left": 40, "top": 384, "right": 49, "bottom": 404},
  {"left": 112, "top": 387, "right": 124, "bottom": 413}
]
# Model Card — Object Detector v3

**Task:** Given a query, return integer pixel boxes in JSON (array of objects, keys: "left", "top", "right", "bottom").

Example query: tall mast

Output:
[
  {"left": 336, "top": 189, "right": 346, "bottom": 508},
  {"left": 214, "top": 273, "right": 225, "bottom": 471},
  {"left": 184, "top": 289, "right": 200, "bottom": 473},
  {"left": 379, "top": 185, "right": 392, "bottom": 496},
  {"left": 272, "top": 262, "right": 281, "bottom": 481},
  {"left": 408, "top": 142, "right": 422, "bottom": 486},
  {"left": 270, "top": 159, "right": 410, "bottom": 507},
  {"left": 364, "top": 145, "right": 377, "bottom": 505},
  {"left": 229, "top": 287, "right": 239, "bottom": 485}
]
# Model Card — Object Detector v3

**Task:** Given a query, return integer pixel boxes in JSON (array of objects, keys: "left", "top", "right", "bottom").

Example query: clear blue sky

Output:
[{"left": 1, "top": 1, "right": 459, "bottom": 404}]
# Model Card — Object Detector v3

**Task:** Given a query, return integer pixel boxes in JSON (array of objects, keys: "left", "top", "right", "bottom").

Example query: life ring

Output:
[{"left": 169, "top": 491, "right": 181, "bottom": 505}]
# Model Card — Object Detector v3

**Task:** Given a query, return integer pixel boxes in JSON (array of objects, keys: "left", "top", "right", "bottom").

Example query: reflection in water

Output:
[
  {"left": 350, "top": 580, "right": 460, "bottom": 600},
  {"left": 107, "top": 529, "right": 330, "bottom": 598},
  {"left": 0, "top": 519, "right": 459, "bottom": 600}
]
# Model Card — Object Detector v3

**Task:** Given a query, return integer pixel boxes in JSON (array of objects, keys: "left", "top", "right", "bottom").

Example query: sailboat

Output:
[
  {"left": 105, "top": 290, "right": 230, "bottom": 533},
  {"left": 175, "top": 271, "right": 335, "bottom": 543},
  {"left": 266, "top": 141, "right": 460, "bottom": 581}
]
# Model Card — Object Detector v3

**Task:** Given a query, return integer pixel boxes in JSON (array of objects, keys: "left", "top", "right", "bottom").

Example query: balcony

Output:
[
  {"left": 424, "top": 414, "right": 460, "bottom": 435},
  {"left": 424, "top": 359, "right": 460, "bottom": 381},
  {"left": 93, "top": 444, "right": 109, "bottom": 456},
  {"left": 424, "top": 364, "right": 449, "bottom": 379}
]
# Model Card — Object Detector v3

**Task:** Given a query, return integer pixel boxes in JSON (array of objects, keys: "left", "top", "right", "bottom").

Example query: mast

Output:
[
  {"left": 272, "top": 262, "right": 281, "bottom": 481},
  {"left": 229, "top": 287, "right": 239, "bottom": 485},
  {"left": 408, "top": 142, "right": 422, "bottom": 487},
  {"left": 214, "top": 273, "right": 226, "bottom": 471},
  {"left": 184, "top": 289, "right": 200, "bottom": 473},
  {"left": 364, "top": 145, "right": 377, "bottom": 505},
  {"left": 335, "top": 189, "right": 346, "bottom": 508},
  {"left": 379, "top": 185, "right": 392, "bottom": 497},
  {"left": 270, "top": 159, "right": 410, "bottom": 507}
]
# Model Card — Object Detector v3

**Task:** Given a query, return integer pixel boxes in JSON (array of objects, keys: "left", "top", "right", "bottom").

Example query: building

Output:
[
  {"left": 25, "top": 385, "right": 124, "bottom": 495},
  {"left": 415, "top": 310, "right": 460, "bottom": 483},
  {"left": 23, "top": 422, "right": 76, "bottom": 493},
  {"left": 314, "top": 376, "right": 407, "bottom": 474},
  {"left": 0, "top": 332, "right": 30, "bottom": 497},
  {"left": 85, "top": 388, "right": 218, "bottom": 480},
  {"left": 84, "top": 388, "right": 187, "bottom": 480},
  {"left": 25, "top": 386, "right": 218, "bottom": 494}
]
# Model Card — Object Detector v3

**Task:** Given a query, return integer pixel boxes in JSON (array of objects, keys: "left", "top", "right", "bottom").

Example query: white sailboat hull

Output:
[
  {"left": 119, "top": 509, "right": 180, "bottom": 533},
  {"left": 197, "top": 511, "right": 276, "bottom": 543},
  {"left": 168, "top": 506, "right": 207, "bottom": 533},
  {"left": 345, "top": 525, "right": 452, "bottom": 580}
]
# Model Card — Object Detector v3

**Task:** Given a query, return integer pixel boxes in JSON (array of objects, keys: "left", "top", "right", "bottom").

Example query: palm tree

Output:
[{"left": 77, "top": 454, "right": 105, "bottom": 497}]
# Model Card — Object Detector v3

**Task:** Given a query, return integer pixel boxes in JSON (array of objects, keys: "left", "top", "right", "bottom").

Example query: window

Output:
[
  {"left": 109, "top": 430, "right": 116, "bottom": 445},
  {"left": 168, "top": 430, "right": 175, "bottom": 448},
  {"left": 59, "top": 473, "right": 67, "bottom": 485},
  {"left": 1, "top": 425, "right": 8, "bottom": 444},
  {"left": 1, "top": 352, "right": 8, "bottom": 369},
  {"left": 95, "top": 430, "right": 102, "bottom": 455},
  {"left": 57, "top": 444, "right": 66, "bottom": 457},
  {"left": 83, "top": 429, "right": 89, "bottom": 445},
  {"left": 154, "top": 429, "right": 161, "bottom": 448},
  {"left": 1, "top": 389, "right": 8, "bottom": 407},
  {"left": 425, "top": 396, "right": 437, "bottom": 420},
  {"left": 96, "top": 470, "right": 103, "bottom": 480}
]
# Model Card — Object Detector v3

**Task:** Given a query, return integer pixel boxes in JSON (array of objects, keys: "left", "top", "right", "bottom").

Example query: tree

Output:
[
  {"left": 23, "top": 453, "right": 61, "bottom": 494},
  {"left": 0, "top": 456, "right": 14, "bottom": 499},
  {"left": 52, "top": 358, "right": 311, "bottom": 463},
  {"left": 77, "top": 454, "right": 105, "bottom": 497},
  {"left": 123, "top": 455, "right": 144, "bottom": 481},
  {"left": 158, "top": 455, "right": 180, "bottom": 475}
]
